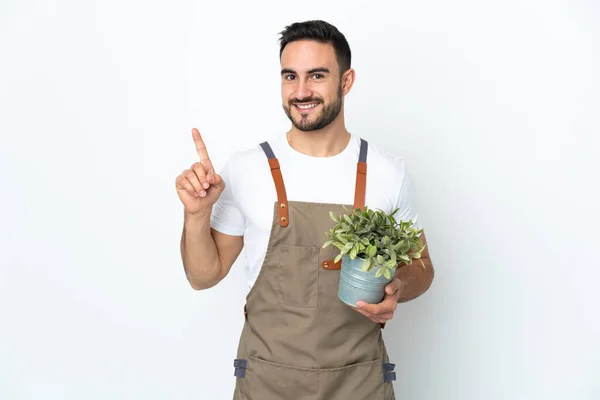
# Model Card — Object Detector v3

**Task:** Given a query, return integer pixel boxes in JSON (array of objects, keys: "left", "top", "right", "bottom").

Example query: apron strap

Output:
[
  {"left": 322, "top": 138, "right": 368, "bottom": 272},
  {"left": 353, "top": 138, "right": 368, "bottom": 210},
  {"left": 260, "top": 142, "right": 289, "bottom": 227},
  {"left": 260, "top": 138, "right": 367, "bottom": 228}
]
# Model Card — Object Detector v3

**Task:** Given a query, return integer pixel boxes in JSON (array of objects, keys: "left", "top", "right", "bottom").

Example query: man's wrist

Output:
[{"left": 183, "top": 209, "right": 213, "bottom": 237}]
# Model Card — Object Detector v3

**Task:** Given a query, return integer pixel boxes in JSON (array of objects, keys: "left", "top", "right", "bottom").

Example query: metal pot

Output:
[{"left": 338, "top": 254, "right": 395, "bottom": 307}]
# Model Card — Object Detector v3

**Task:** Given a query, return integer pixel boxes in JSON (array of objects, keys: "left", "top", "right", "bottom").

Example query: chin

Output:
[{"left": 295, "top": 122, "right": 323, "bottom": 132}]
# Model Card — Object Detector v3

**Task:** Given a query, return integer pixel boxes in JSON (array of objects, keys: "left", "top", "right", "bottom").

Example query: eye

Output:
[
  {"left": 312, "top": 73, "right": 324, "bottom": 80},
  {"left": 284, "top": 74, "right": 296, "bottom": 81}
]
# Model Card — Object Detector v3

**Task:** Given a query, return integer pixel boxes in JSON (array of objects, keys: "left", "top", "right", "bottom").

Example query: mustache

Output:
[{"left": 289, "top": 97, "right": 322, "bottom": 105}]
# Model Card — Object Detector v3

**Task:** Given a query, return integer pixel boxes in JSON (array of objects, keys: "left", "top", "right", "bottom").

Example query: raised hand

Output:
[{"left": 175, "top": 128, "right": 225, "bottom": 215}]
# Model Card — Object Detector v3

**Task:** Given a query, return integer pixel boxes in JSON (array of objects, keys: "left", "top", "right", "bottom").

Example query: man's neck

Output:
[{"left": 287, "top": 118, "right": 351, "bottom": 158}]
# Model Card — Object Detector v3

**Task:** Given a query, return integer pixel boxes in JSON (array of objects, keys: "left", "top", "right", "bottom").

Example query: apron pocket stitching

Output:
[
  {"left": 317, "top": 358, "right": 382, "bottom": 372},
  {"left": 247, "top": 356, "right": 319, "bottom": 373},
  {"left": 276, "top": 245, "right": 319, "bottom": 308}
]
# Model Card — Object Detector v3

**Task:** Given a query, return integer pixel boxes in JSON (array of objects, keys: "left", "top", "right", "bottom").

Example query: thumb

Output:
[
  {"left": 209, "top": 173, "right": 226, "bottom": 193},
  {"left": 385, "top": 279, "right": 400, "bottom": 295}
]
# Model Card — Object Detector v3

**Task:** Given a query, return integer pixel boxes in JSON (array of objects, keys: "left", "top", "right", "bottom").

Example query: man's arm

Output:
[
  {"left": 176, "top": 128, "right": 244, "bottom": 290},
  {"left": 394, "top": 232, "right": 435, "bottom": 302},
  {"left": 180, "top": 210, "right": 244, "bottom": 290},
  {"left": 352, "top": 162, "right": 434, "bottom": 322},
  {"left": 391, "top": 163, "right": 434, "bottom": 302}
]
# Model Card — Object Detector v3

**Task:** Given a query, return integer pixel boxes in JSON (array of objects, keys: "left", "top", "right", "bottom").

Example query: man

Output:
[{"left": 176, "top": 20, "right": 434, "bottom": 400}]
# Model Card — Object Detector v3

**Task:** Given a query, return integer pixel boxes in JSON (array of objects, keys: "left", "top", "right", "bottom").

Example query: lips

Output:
[{"left": 294, "top": 102, "right": 319, "bottom": 111}]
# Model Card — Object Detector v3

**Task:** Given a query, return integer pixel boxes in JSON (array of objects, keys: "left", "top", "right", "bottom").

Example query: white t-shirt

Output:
[{"left": 210, "top": 133, "right": 422, "bottom": 289}]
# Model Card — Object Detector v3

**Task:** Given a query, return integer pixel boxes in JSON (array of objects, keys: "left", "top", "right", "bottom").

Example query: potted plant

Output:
[{"left": 322, "top": 206, "right": 427, "bottom": 307}]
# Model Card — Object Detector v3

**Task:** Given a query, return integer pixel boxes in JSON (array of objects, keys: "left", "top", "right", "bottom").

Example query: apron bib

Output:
[{"left": 232, "top": 138, "right": 397, "bottom": 400}]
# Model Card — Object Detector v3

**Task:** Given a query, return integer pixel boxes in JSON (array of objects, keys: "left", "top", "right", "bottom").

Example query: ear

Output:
[{"left": 341, "top": 68, "right": 356, "bottom": 95}]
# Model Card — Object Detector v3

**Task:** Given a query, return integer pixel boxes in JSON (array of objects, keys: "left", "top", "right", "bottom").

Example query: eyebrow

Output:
[{"left": 281, "top": 67, "right": 331, "bottom": 76}]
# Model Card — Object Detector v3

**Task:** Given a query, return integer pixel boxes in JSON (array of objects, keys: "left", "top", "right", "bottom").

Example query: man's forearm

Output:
[
  {"left": 395, "top": 256, "right": 434, "bottom": 302},
  {"left": 180, "top": 211, "right": 223, "bottom": 290}
]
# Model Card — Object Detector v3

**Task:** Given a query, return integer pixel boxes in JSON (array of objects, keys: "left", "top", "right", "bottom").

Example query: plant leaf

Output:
[
  {"left": 322, "top": 240, "right": 333, "bottom": 249},
  {"left": 398, "top": 254, "right": 410, "bottom": 263},
  {"left": 341, "top": 242, "right": 353, "bottom": 254},
  {"left": 333, "top": 242, "right": 345, "bottom": 251},
  {"left": 383, "top": 268, "right": 391, "bottom": 280},
  {"left": 367, "top": 244, "right": 377, "bottom": 257},
  {"left": 329, "top": 211, "right": 338, "bottom": 222},
  {"left": 336, "top": 234, "right": 348, "bottom": 244},
  {"left": 361, "top": 258, "right": 371, "bottom": 272},
  {"left": 334, "top": 253, "right": 343, "bottom": 264}
]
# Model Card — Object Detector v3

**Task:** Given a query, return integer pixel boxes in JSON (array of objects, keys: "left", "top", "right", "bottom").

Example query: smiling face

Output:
[{"left": 280, "top": 40, "right": 352, "bottom": 132}]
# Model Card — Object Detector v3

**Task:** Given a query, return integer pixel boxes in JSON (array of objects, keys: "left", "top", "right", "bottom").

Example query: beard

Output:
[{"left": 283, "top": 85, "right": 343, "bottom": 132}]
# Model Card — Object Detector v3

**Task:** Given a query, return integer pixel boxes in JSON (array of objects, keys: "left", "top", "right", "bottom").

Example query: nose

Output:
[{"left": 294, "top": 79, "right": 313, "bottom": 101}]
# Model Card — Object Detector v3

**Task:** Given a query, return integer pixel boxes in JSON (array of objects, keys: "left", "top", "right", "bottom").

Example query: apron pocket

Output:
[
  {"left": 241, "top": 356, "right": 318, "bottom": 400},
  {"left": 277, "top": 245, "right": 319, "bottom": 308},
  {"left": 318, "top": 358, "right": 387, "bottom": 400}
]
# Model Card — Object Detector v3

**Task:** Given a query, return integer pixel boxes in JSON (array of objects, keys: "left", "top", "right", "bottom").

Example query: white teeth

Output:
[{"left": 296, "top": 103, "right": 318, "bottom": 109}]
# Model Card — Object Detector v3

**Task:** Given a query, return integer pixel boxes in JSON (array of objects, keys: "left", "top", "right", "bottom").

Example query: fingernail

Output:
[
  {"left": 203, "top": 182, "right": 209, "bottom": 189},
  {"left": 199, "top": 190, "right": 206, "bottom": 197}
]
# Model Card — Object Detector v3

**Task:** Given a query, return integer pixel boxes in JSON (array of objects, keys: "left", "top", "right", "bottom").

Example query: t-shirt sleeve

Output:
[
  {"left": 210, "top": 158, "right": 246, "bottom": 236},
  {"left": 393, "top": 159, "right": 422, "bottom": 232}
]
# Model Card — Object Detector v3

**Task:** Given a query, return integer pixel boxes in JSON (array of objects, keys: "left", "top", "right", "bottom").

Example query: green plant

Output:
[{"left": 322, "top": 206, "right": 427, "bottom": 280}]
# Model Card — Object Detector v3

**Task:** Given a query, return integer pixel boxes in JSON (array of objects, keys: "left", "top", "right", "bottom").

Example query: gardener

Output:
[{"left": 176, "top": 20, "right": 435, "bottom": 400}]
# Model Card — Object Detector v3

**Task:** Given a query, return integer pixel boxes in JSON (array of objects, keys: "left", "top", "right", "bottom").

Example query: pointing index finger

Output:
[
  {"left": 192, "top": 128, "right": 211, "bottom": 162},
  {"left": 192, "top": 128, "right": 215, "bottom": 174}
]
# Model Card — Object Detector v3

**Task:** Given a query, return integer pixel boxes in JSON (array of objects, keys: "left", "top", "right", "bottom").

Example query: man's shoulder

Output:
[
  {"left": 227, "top": 144, "right": 263, "bottom": 166},
  {"left": 222, "top": 133, "right": 286, "bottom": 173},
  {"left": 363, "top": 138, "right": 408, "bottom": 177},
  {"left": 362, "top": 139, "right": 417, "bottom": 214}
]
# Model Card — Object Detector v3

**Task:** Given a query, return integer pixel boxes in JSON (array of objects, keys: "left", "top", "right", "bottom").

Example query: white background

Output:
[{"left": 1, "top": 0, "right": 599, "bottom": 399}]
